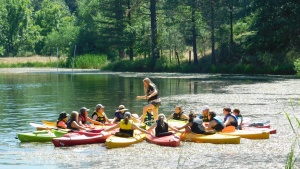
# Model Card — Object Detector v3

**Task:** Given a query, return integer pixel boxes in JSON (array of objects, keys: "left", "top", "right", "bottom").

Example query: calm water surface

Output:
[{"left": 0, "top": 68, "right": 299, "bottom": 169}]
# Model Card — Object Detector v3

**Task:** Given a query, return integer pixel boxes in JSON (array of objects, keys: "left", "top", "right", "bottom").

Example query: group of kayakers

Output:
[{"left": 55, "top": 77, "right": 243, "bottom": 137}]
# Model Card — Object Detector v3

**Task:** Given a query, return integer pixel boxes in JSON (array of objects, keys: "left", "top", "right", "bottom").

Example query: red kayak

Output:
[
  {"left": 145, "top": 134, "right": 181, "bottom": 147},
  {"left": 243, "top": 127, "right": 276, "bottom": 134},
  {"left": 52, "top": 131, "right": 110, "bottom": 147}
]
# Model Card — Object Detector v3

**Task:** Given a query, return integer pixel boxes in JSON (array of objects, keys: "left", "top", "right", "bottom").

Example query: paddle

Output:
[
  {"left": 221, "top": 126, "right": 236, "bottom": 133},
  {"left": 30, "top": 123, "right": 72, "bottom": 132},
  {"left": 42, "top": 120, "right": 56, "bottom": 127},
  {"left": 247, "top": 120, "right": 270, "bottom": 127},
  {"left": 30, "top": 123, "right": 54, "bottom": 129}
]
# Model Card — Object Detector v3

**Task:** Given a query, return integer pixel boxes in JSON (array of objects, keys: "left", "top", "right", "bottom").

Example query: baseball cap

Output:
[
  {"left": 80, "top": 107, "right": 90, "bottom": 114},
  {"left": 201, "top": 105, "right": 209, "bottom": 112},
  {"left": 96, "top": 104, "right": 105, "bottom": 109}
]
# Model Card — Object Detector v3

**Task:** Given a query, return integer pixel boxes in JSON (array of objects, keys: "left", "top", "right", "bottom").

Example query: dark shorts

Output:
[{"left": 150, "top": 101, "right": 161, "bottom": 108}]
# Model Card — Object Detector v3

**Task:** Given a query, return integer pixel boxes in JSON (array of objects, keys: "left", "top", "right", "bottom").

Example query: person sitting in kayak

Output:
[
  {"left": 66, "top": 111, "right": 88, "bottom": 130},
  {"left": 233, "top": 109, "right": 243, "bottom": 130},
  {"left": 176, "top": 111, "right": 209, "bottom": 134},
  {"left": 56, "top": 111, "right": 69, "bottom": 129},
  {"left": 91, "top": 104, "right": 111, "bottom": 124},
  {"left": 79, "top": 107, "right": 103, "bottom": 127},
  {"left": 148, "top": 113, "right": 181, "bottom": 137},
  {"left": 144, "top": 108, "right": 154, "bottom": 126},
  {"left": 167, "top": 105, "right": 188, "bottom": 121},
  {"left": 223, "top": 108, "right": 238, "bottom": 128},
  {"left": 198, "top": 105, "right": 210, "bottom": 122},
  {"left": 205, "top": 111, "right": 225, "bottom": 132},
  {"left": 111, "top": 105, "right": 129, "bottom": 124},
  {"left": 104, "top": 112, "right": 153, "bottom": 137}
]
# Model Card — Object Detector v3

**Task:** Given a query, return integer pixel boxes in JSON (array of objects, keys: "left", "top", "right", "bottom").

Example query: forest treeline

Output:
[{"left": 0, "top": 0, "right": 300, "bottom": 75}]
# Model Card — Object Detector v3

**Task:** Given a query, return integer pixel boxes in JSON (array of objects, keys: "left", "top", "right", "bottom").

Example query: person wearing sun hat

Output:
[
  {"left": 198, "top": 105, "right": 210, "bottom": 122},
  {"left": 91, "top": 104, "right": 111, "bottom": 124},
  {"left": 56, "top": 111, "right": 69, "bottom": 129},
  {"left": 111, "top": 105, "right": 129, "bottom": 124},
  {"left": 78, "top": 107, "right": 103, "bottom": 127},
  {"left": 105, "top": 112, "right": 153, "bottom": 137}
]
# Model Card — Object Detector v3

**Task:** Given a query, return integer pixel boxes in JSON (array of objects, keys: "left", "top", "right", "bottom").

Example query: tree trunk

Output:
[
  {"left": 230, "top": 0, "right": 234, "bottom": 45},
  {"left": 127, "top": 0, "right": 134, "bottom": 60},
  {"left": 150, "top": 0, "right": 159, "bottom": 59},
  {"left": 191, "top": 4, "right": 198, "bottom": 65},
  {"left": 211, "top": 1, "right": 216, "bottom": 64}
]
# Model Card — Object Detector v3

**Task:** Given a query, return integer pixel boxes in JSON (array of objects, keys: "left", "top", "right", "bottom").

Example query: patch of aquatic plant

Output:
[
  {"left": 284, "top": 100, "right": 300, "bottom": 169},
  {"left": 68, "top": 54, "right": 107, "bottom": 69}
]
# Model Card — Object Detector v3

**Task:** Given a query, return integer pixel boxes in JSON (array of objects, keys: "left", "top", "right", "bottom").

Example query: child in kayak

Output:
[
  {"left": 148, "top": 113, "right": 181, "bottom": 137},
  {"left": 56, "top": 111, "right": 69, "bottom": 129},
  {"left": 79, "top": 107, "right": 103, "bottom": 127},
  {"left": 223, "top": 108, "right": 238, "bottom": 128},
  {"left": 198, "top": 105, "right": 210, "bottom": 122},
  {"left": 111, "top": 105, "right": 129, "bottom": 124},
  {"left": 104, "top": 112, "right": 153, "bottom": 137},
  {"left": 91, "top": 104, "right": 111, "bottom": 124},
  {"left": 176, "top": 111, "right": 210, "bottom": 134},
  {"left": 66, "top": 111, "right": 89, "bottom": 130},
  {"left": 205, "top": 111, "right": 225, "bottom": 132},
  {"left": 233, "top": 109, "right": 243, "bottom": 130},
  {"left": 167, "top": 105, "right": 189, "bottom": 121}
]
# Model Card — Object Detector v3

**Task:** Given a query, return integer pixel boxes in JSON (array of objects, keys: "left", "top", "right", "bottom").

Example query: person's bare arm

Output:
[{"left": 104, "top": 123, "right": 120, "bottom": 132}]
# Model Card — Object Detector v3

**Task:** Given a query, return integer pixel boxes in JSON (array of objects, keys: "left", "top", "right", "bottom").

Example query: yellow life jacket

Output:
[{"left": 119, "top": 119, "right": 133, "bottom": 130}]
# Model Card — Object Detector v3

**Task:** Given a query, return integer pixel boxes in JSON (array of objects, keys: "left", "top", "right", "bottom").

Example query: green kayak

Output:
[{"left": 18, "top": 130, "right": 68, "bottom": 142}]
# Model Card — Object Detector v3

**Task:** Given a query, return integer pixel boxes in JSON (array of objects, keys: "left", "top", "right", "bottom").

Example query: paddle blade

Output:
[{"left": 222, "top": 126, "right": 235, "bottom": 132}]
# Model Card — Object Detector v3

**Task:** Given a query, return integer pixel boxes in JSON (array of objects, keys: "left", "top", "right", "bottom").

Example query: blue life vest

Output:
[
  {"left": 212, "top": 117, "right": 225, "bottom": 131},
  {"left": 224, "top": 114, "right": 238, "bottom": 127},
  {"left": 114, "top": 111, "right": 125, "bottom": 122}
]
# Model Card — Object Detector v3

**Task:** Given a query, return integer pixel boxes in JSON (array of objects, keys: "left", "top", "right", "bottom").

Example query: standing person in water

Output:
[{"left": 137, "top": 78, "right": 161, "bottom": 122}]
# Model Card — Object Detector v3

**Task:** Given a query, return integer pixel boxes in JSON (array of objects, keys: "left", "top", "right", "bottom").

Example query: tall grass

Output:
[
  {"left": 285, "top": 101, "right": 300, "bottom": 169},
  {"left": 0, "top": 60, "right": 66, "bottom": 68},
  {"left": 70, "top": 54, "right": 107, "bottom": 69}
]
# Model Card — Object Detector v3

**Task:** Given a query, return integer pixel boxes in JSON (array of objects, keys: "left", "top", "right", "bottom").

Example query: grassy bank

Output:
[{"left": 0, "top": 55, "right": 298, "bottom": 75}]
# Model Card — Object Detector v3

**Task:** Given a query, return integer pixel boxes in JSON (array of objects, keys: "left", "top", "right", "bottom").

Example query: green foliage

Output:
[
  {"left": 294, "top": 58, "right": 300, "bottom": 75},
  {"left": 69, "top": 54, "right": 107, "bottom": 69},
  {"left": 0, "top": 60, "right": 65, "bottom": 68}
]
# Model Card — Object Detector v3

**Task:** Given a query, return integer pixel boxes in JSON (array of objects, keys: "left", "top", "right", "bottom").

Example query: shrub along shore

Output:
[{"left": 0, "top": 55, "right": 299, "bottom": 75}]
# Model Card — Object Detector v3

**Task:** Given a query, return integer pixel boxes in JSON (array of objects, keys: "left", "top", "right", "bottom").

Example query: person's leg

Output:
[
  {"left": 141, "top": 104, "right": 155, "bottom": 122},
  {"left": 152, "top": 106, "right": 158, "bottom": 121}
]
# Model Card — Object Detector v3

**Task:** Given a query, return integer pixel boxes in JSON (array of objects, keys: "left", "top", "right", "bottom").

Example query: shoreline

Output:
[{"left": 0, "top": 68, "right": 100, "bottom": 74}]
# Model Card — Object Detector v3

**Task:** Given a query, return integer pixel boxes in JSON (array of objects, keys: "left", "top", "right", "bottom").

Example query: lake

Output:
[{"left": 0, "top": 68, "right": 299, "bottom": 169}]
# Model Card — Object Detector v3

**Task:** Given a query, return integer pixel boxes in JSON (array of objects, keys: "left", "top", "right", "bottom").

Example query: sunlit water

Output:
[{"left": 0, "top": 68, "right": 299, "bottom": 169}]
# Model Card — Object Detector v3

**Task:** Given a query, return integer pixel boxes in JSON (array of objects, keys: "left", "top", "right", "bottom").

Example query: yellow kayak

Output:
[
  {"left": 178, "top": 133, "right": 240, "bottom": 144},
  {"left": 218, "top": 130, "right": 270, "bottom": 139},
  {"left": 105, "top": 131, "right": 145, "bottom": 149}
]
